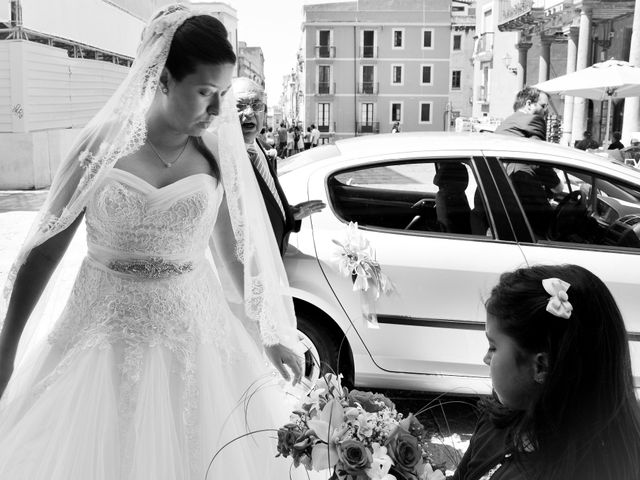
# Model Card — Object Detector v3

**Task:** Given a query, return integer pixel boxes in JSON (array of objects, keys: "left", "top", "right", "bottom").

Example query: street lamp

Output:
[{"left": 502, "top": 53, "right": 518, "bottom": 75}]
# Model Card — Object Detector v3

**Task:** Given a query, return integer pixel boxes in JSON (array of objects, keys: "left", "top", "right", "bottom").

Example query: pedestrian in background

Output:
[
  {"left": 277, "top": 121, "right": 288, "bottom": 157},
  {"left": 310, "top": 124, "right": 320, "bottom": 147},
  {"left": 574, "top": 130, "right": 600, "bottom": 150},
  {"left": 608, "top": 131, "right": 624, "bottom": 150},
  {"left": 391, "top": 121, "right": 400, "bottom": 133},
  {"left": 494, "top": 86, "right": 549, "bottom": 140},
  {"left": 303, "top": 126, "right": 312, "bottom": 150}
]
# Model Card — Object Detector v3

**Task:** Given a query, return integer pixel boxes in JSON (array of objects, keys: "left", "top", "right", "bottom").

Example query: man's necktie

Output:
[{"left": 247, "top": 143, "right": 286, "bottom": 218}]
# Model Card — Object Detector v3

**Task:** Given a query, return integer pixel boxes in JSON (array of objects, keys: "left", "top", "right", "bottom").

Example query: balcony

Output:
[
  {"left": 360, "top": 45, "right": 378, "bottom": 58},
  {"left": 472, "top": 32, "right": 494, "bottom": 63},
  {"left": 498, "top": 0, "right": 545, "bottom": 32},
  {"left": 316, "top": 82, "right": 335, "bottom": 95},
  {"left": 315, "top": 45, "right": 336, "bottom": 58},
  {"left": 357, "top": 122, "right": 380, "bottom": 134},
  {"left": 318, "top": 122, "right": 335, "bottom": 133},
  {"left": 477, "top": 85, "right": 489, "bottom": 104},
  {"left": 357, "top": 82, "right": 379, "bottom": 95}
]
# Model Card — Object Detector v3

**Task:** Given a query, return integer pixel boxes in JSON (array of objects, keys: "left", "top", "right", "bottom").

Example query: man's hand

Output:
[
  {"left": 292, "top": 200, "right": 326, "bottom": 221},
  {"left": 265, "top": 343, "right": 304, "bottom": 385}
]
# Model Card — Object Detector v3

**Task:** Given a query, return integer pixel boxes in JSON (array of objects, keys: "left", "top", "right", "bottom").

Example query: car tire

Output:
[{"left": 296, "top": 312, "right": 344, "bottom": 388}]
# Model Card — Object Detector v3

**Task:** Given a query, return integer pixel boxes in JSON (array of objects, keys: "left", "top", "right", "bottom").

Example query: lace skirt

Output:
[{"left": 0, "top": 256, "right": 299, "bottom": 479}]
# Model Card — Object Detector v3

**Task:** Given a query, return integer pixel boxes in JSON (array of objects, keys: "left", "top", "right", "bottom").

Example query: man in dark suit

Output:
[
  {"left": 232, "top": 77, "right": 325, "bottom": 255},
  {"left": 494, "top": 86, "right": 549, "bottom": 140}
]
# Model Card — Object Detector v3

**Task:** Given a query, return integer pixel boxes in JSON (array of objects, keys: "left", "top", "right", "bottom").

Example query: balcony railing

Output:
[
  {"left": 317, "top": 82, "right": 335, "bottom": 95},
  {"left": 497, "top": 0, "right": 544, "bottom": 31},
  {"left": 318, "top": 122, "right": 335, "bottom": 133},
  {"left": 357, "top": 122, "right": 380, "bottom": 134},
  {"left": 472, "top": 32, "right": 494, "bottom": 62},
  {"left": 360, "top": 45, "right": 378, "bottom": 58},
  {"left": 315, "top": 45, "right": 336, "bottom": 58},
  {"left": 357, "top": 82, "right": 379, "bottom": 95}
]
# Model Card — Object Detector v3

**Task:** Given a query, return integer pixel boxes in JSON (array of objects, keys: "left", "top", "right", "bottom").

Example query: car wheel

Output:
[{"left": 297, "top": 313, "right": 343, "bottom": 388}]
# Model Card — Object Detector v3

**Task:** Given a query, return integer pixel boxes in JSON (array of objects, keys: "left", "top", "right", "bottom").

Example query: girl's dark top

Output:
[{"left": 450, "top": 413, "right": 533, "bottom": 480}]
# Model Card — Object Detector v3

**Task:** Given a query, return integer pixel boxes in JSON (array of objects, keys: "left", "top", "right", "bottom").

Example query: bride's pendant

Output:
[{"left": 148, "top": 138, "right": 189, "bottom": 168}]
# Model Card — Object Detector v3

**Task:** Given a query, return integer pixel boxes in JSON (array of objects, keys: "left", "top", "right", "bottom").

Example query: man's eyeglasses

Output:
[{"left": 236, "top": 101, "right": 265, "bottom": 113}]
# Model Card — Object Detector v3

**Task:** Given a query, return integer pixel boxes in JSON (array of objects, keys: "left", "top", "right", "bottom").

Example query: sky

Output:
[{"left": 197, "top": 0, "right": 353, "bottom": 102}]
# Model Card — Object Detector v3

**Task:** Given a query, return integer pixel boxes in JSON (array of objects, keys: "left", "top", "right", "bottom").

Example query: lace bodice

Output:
[{"left": 85, "top": 169, "right": 222, "bottom": 262}]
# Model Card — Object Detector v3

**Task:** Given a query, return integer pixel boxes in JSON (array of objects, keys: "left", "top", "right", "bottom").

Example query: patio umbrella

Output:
[{"left": 534, "top": 59, "right": 640, "bottom": 144}]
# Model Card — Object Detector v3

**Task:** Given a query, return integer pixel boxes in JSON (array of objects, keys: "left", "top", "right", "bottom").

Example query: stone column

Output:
[
  {"left": 516, "top": 38, "right": 533, "bottom": 89},
  {"left": 538, "top": 36, "right": 552, "bottom": 83},
  {"left": 571, "top": 7, "right": 592, "bottom": 145},
  {"left": 561, "top": 26, "right": 579, "bottom": 146},
  {"left": 622, "top": 0, "right": 640, "bottom": 143}
]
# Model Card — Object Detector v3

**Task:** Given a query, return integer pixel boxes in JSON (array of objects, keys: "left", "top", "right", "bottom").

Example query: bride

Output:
[{"left": 0, "top": 5, "right": 305, "bottom": 479}]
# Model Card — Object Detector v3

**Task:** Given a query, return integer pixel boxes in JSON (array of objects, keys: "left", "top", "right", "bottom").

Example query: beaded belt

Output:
[{"left": 107, "top": 258, "right": 194, "bottom": 278}]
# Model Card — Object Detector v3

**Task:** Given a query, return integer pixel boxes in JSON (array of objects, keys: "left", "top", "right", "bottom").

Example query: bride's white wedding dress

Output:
[{"left": 0, "top": 169, "right": 297, "bottom": 479}]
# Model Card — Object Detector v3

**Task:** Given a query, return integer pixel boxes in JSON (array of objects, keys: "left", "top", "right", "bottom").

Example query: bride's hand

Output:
[{"left": 264, "top": 343, "right": 303, "bottom": 385}]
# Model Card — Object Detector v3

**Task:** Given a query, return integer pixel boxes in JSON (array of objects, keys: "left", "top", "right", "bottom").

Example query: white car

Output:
[{"left": 278, "top": 132, "right": 640, "bottom": 396}]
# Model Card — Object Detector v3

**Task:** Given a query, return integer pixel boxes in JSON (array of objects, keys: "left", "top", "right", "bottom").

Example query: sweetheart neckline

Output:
[{"left": 109, "top": 168, "right": 217, "bottom": 191}]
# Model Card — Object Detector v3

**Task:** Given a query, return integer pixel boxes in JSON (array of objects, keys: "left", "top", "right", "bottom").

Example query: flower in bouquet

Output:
[{"left": 276, "top": 373, "right": 445, "bottom": 480}]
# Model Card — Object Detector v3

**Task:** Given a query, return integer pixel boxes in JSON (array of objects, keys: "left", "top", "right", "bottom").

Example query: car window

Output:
[
  {"left": 328, "top": 159, "right": 493, "bottom": 237},
  {"left": 501, "top": 159, "right": 640, "bottom": 250}
]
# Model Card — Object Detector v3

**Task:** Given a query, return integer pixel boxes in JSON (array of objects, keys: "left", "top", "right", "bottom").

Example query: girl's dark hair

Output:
[
  {"left": 484, "top": 264, "right": 640, "bottom": 480},
  {"left": 165, "top": 15, "right": 236, "bottom": 81}
]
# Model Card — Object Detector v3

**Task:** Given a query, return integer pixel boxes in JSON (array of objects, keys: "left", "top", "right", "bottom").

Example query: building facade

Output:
[
  {"left": 302, "top": 0, "right": 462, "bottom": 144},
  {"left": 473, "top": 0, "right": 639, "bottom": 146},
  {"left": 448, "top": 0, "right": 476, "bottom": 129},
  {"left": 237, "top": 41, "right": 265, "bottom": 87}
]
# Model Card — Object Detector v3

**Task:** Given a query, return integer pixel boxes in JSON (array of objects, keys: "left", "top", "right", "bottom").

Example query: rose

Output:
[
  {"left": 348, "top": 389, "right": 396, "bottom": 413},
  {"left": 336, "top": 439, "right": 372, "bottom": 476},
  {"left": 385, "top": 426, "right": 421, "bottom": 478},
  {"left": 276, "top": 425, "right": 302, "bottom": 458}
]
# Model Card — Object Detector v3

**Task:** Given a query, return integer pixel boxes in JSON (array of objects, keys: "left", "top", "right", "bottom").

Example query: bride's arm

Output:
[
  {"left": 0, "top": 212, "right": 84, "bottom": 396},
  {"left": 210, "top": 198, "right": 302, "bottom": 384}
]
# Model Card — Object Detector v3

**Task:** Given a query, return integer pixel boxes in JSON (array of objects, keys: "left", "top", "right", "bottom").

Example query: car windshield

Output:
[{"left": 278, "top": 144, "right": 340, "bottom": 176}]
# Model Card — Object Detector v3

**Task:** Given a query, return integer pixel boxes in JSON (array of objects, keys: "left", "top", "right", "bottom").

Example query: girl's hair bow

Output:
[{"left": 542, "top": 278, "right": 572, "bottom": 319}]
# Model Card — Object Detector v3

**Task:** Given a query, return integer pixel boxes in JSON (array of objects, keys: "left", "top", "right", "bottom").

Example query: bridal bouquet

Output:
[{"left": 276, "top": 374, "right": 445, "bottom": 480}]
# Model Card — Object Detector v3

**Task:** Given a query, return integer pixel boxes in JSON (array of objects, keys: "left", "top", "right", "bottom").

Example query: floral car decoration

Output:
[{"left": 276, "top": 374, "right": 445, "bottom": 480}]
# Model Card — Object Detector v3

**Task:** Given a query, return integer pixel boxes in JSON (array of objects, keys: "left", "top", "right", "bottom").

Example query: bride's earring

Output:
[{"left": 161, "top": 85, "right": 168, "bottom": 94}]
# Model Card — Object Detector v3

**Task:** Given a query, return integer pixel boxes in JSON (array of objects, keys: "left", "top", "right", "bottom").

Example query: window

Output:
[
  {"left": 362, "top": 29, "right": 375, "bottom": 58},
  {"left": 317, "top": 103, "right": 330, "bottom": 132},
  {"left": 422, "top": 29, "right": 433, "bottom": 49},
  {"left": 452, "top": 4, "right": 466, "bottom": 15},
  {"left": 451, "top": 70, "right": 461, "bottom": 89},
  {"left": 501, "top": 159, "right": 640, "bottom": 250},
  {"left": 391, "top": 65, "right": 403, "bottom": 85},
  {"left": 318, "top": 65, "right": 331, "bottom": 94},
  {"left": 318, "top": 30, "right": 331, "bottom": 58},
  {"left": 391, "top": 102, "right": 402, "bottom": 122},
  {"left": 328, "top": 159, "right": 489, "bottom": 236},
  {"left": 361, "top": 65, "right": 375, "bottom": 94},
  {"left": 419, "top": 102, "right": 432, "bottom": 123},
  {"left": 360, "top": 103, "right": 375, "bottom": 133},
  {"left": 421, "top": 65, "right": 433, "bottom": 85},
  {"left": 453, "top": 34, "right": 462, "bottom": 51},
  {"left": 392, "top": 29, "right": 404, "bottom": 48}
]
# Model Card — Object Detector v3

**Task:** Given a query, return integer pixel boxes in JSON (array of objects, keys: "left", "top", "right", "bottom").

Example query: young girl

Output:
[{"left": 452, "top": 264, "right": 640, "bottom": 480}]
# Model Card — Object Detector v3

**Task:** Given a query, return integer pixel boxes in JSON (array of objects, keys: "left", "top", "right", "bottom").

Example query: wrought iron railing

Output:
[
  {"left": 360, "top": 45, "right": 378, "bottom": 58},
  {"left": 358, "top": 82, "right": 379, "bottom": 95},
  {"left": 357, "top": 122, "right": 380, "bottom": 134},
  {"left": 317, "top": 82, "right": 335, "bottom": 95},
  {"left": 315, "top": 45, "right": 336, "bottom": 58}
]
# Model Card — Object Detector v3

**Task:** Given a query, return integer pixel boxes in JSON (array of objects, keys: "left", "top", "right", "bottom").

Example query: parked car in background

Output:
[{"left": 278, "top": 132, "right": 640, "bottom": 396}]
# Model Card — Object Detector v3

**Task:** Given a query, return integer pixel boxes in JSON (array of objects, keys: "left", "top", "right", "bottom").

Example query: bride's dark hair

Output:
[{"left": 165, "top": 15, "right": 237, "bottom": 81}]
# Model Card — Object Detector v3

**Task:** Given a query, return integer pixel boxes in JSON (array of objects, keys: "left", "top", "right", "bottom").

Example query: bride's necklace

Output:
[{"left": 147, "top": 137, "right": 190, "bottom": 168}]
